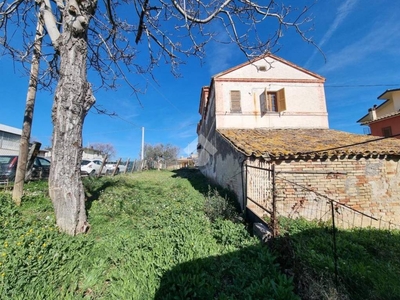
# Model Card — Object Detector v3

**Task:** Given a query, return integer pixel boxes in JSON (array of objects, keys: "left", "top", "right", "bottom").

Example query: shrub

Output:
[{"left": 204, "top": 187, "right": 238, "bottom": 222}]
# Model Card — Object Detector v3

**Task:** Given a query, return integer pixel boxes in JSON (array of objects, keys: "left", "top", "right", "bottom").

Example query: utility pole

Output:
[{"left": 141, "top": 127, "right": 145, "bottom": 160}]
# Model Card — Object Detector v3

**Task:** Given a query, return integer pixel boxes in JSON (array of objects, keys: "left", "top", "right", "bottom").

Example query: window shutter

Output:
[
  {"left": 260, "top": 89, "right": 267, "bottom": 114},
  {"left": 230, "top": 90, "right": 241, "bottom": 112},
  {"left": 277, "top": 88, "right": 286, "bottom": 112}
]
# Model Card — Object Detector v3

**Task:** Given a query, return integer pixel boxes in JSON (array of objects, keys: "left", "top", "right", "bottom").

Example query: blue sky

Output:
[{"left": 1, "top": 0, "right": 399, "bottom": 160}]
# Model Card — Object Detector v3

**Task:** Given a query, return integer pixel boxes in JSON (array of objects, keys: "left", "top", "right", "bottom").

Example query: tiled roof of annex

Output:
[{"left": 217, "top": 128, "right": 400, "bottom": 159}]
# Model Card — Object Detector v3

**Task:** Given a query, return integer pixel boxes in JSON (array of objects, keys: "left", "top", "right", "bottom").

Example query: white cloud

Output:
[
  {"left": 319, "top": 0, "right": 359, "bottom": 48},
  {"left": 319, "top": 16, "right": 400, "bottom": 74},
  {"left": 305, "top": 0, "right": 359, "bottom": 67},
  {"left": 207, "top": 42, "right": 237, "bottom": 76},
  {"left": 205, "top": 22, "right": 240, "bottom": 76}
]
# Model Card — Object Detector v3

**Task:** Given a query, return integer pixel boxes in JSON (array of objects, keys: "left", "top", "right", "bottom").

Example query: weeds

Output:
[
  {"left": 0, "top": 193, "right": 92, "bottom": 299},
  {"left": 270, "top": 217, "right": 400, "bottom": 300},
  {"left": 3, "top": 170, "right": 397, "bottom": 299},
  {"left": 0, "top": 171, "right": 298, "bottom": 299},
  {"left": 204, "top": 186, "right": 239, "bottom": 222}
]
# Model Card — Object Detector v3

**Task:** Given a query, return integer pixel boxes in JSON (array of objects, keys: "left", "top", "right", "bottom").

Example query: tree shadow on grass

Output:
[
  {"left": 269, "top": 226, "right": 400, "bottom": 300},
  {"left": 155, "top": 226, "right": 400, "bottom": 299},
  {"left": 83, "top": 177, "right": 119, "bottom": 212},
  {"left": 154, "top": 242, "right": 298, "bottom": 300},
  {"left": 172, "top": 168, "right": 242, "bottom": 213},
  {"left": 172, "top": 168, "right": 212, "bottom": 195}
]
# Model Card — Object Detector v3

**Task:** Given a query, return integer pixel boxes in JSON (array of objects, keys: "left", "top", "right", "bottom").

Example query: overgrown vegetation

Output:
[
  {"left": 271, "top": 216, "right": 400, "bottom": 299},
  {"left": 0, "top": 171, "right": 297, "bottom": 299},
  {"left": 1, "top": 170, "right": 399, "bottom": 299}
]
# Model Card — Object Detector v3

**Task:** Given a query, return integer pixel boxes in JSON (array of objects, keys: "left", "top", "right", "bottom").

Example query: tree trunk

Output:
[
  {"left": 49, "top": 1, "right": 95, "bottom": 235},
  {"left": 12, "top": 14, "right": 44, "bottom": 205}
]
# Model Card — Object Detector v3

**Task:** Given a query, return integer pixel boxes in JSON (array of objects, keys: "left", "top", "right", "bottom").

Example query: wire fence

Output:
[
  {"left": 246, "top": 162, "right": 400, "bottom": 297},
  {"left": 100, "top": 158, "right": 186, "bottom": 175},
  {"left": 245, "top": 162, "right": 400, "bottom": 233}
]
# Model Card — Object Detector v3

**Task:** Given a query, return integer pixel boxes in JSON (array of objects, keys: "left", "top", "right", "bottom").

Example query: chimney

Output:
[{"left": 368, "top": 106, "right": 377, "bottom": 121}]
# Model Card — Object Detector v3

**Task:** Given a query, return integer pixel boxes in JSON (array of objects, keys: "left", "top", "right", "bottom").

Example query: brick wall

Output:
[{"left": 272, "top": 155, "right": 400, "bottom": 229}]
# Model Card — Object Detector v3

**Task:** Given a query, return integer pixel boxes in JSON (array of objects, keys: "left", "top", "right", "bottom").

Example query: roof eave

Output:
[{"left": 377, "top": 88, "right": 400, "bottom": 100}]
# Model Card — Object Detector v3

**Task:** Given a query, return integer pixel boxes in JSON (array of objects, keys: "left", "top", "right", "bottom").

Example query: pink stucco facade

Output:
[{"left": 369, "top": 115, "right": 400, "bottom": 139}]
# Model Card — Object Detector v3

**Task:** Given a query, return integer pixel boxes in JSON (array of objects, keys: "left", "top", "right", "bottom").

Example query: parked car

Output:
[
  {"left": 0, "top": 155, "right": 51, "bottom": 183},
  {"left": 80, "top": 159, "right": 104, "bottom": 176},
  {"left": 105, "top": 162, "right": 127, "bottom": 175}
]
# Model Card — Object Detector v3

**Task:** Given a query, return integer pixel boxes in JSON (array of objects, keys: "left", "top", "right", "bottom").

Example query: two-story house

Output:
[
  {"left": 197, "top": 54, "right": 328, "bottom": 176},
  {"left": 197, "top": 54, "right": 400, "bottom": 230},
  {"left": 357, "top": 88, "right": 400, "bottom": 138}
]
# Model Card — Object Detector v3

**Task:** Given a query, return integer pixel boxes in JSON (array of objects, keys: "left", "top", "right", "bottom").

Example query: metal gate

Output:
[{"left": 245, "top": 163, "right": 277, "bottom": 235}]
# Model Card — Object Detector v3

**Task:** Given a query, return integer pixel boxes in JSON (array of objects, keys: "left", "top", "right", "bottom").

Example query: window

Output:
[
  {"left": 382, "top": 126, "right": 392, "bottom": 137},
  {"left": 260, "top": 88, "right": 286, "bottom": 115},
  {"left": 230, "top": 90, "right": 241, "bottom": 113},
  {"left": 36, "top": 157, "right": 51, "bottom": 167},
  {"left": 267, "top": 92, "right": 277, "bottom": 111}
]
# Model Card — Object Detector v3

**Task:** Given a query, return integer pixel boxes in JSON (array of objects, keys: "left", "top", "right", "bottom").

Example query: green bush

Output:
[{"left": 204, "top": 187, "right": 238, "bottom": 222}]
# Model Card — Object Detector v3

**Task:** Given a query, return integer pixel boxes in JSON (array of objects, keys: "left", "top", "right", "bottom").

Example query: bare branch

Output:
[
  {"left": 1, "top": 0, "right": 321, "bottom": 94},
  {"left": 41, "top": 0, "right": 60, "bottom": 47}
]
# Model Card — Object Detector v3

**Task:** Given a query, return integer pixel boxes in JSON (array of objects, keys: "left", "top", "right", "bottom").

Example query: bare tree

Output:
[
  {"left": 88, "top": 143, "right": 116, "bottom": 159},
  {"left": 0, "top": 0, "right": 317, "bottom": 235},
  {"left": 144, "top": 143, "right": 180, "bottom": 161}
]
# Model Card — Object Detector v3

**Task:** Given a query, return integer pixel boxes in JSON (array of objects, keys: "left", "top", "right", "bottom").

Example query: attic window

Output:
[{"left": 258, "top": 66, "right": 267, "bottom": 71}]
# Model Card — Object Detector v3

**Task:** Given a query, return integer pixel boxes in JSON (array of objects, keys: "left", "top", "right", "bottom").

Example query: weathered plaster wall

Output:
[
  {"left": 273, "top": 155, "right": 400, "bottom": 229},
  {"left": 219, "top": 56, "right": 320, "bottom": 80},
  {"left": 199, "top": 131, "right": 246, "bottom": 210},
  {"left": 214, "top": 80, "right": 328, "bottom": 129}
]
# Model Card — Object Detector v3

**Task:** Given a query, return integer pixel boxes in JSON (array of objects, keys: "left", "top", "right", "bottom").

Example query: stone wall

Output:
[{"left": 272, "top": 155, "right": 400, "bottom": 229}]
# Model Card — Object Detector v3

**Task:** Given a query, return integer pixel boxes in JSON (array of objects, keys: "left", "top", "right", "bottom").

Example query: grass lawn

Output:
[
  {"left": 1, "top": 169, "right": 400, "bottom": 299},
  {"left": 0, "top": 169, "right": 298, "bottom": 299}
]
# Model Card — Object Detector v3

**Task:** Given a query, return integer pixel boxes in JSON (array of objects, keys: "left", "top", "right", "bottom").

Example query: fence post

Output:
[
  {"left": 112, "top": 158, "right": 122, "bottom": 176},
  {"left": 131, "top": 160, "right": 136, "bottom": 173},
  {"left": 242, "top": 162, "right": 247, "bottom": 215},
  {"left": 124, "top": 158, "right": 130, "bottom": 174},
  {"left": 272, "top": 164, "right": 277, "bottom": 237},
  {"left": 330, "top": 201, "right": 339, "bottom": 288}
]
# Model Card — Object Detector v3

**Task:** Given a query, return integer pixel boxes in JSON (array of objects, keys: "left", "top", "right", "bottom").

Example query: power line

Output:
[
  {"left": 266, "top": 83, "right": 400, "bottom": 88},
  {"left": 138, "top": 72, "right": 187, "bottom": 116},
  {"left": 325, "top": 83, "right": 400, "bottom": 88}
]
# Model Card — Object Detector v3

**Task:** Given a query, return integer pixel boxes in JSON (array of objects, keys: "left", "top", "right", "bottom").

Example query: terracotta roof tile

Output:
[{"left": 217, "top": 128, "right": 400, "bottom": 159}]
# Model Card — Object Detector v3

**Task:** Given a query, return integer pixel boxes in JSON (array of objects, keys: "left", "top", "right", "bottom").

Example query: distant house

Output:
[
  {"left": 82, "top": 147, "right": 105, "bottom": 160},
  {"left": 197, "top": 54, "right": 400, "bottom": 229},
  {"left": 0, "top": 123, "right": 22, "bottom": 155},
  {"left": 44, "top": 147, "right": 105, "bottom": 161},
  {"left": 357, "top": 88, "right": 400, "bottom": 138}
]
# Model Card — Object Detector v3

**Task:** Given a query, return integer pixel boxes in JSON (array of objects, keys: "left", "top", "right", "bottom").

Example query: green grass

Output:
[
  {"left": 0, "top": 170, "right": 298, "bottom": 299},
  {"left": 3, "top": 170, "right": 399, "bottom": 299},
  {"left": 271, "top": 217, "right": 400, "bottom": 300}
]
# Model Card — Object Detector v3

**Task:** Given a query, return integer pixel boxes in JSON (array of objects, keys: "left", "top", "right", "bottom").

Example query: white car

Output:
[
  {"left": 105, "top": 162, "right": 127, "bottom": 175},
  {"left": 81, "top": 159, "right": 103, "bottom": 176}
]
